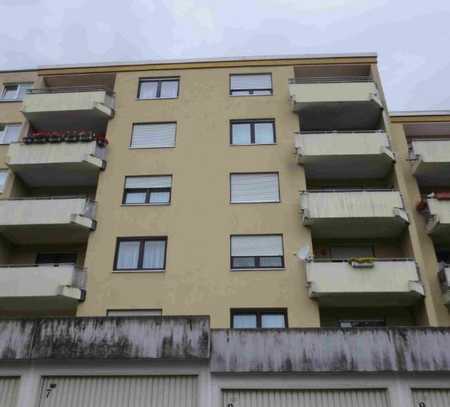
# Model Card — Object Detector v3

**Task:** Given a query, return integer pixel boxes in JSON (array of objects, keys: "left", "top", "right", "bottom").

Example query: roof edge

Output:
[{"left": 0, "top": 52, "right": 377, "bottom": 74}]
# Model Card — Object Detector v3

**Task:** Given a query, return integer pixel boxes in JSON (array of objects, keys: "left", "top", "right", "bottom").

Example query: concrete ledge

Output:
[
  {"left": 0, "top": 316, "right": 210, "bottom": 361},
  {"left": 211, "top": 328, "right": 450, "bottom": 373}
]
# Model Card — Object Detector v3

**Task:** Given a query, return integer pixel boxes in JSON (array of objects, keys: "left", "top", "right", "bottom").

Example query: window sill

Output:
[
  {"left": 113, "top": 269, "right": 165, "bottom": 273},
  {"left": 135, "top": 97, "right": 179, "bottom": 101},
  {"left": 229, "top": 143, "right": 277, "bottom": 147},
  {"left": 229, "top": 94, "right": 273, "bottom": 97},
  {"left": 0, "top": 99, "right": 22, "bottom": 103},
  {"left": 230, "top": 201, "right": 281, "bottom": 205},
  {"left": 231, "top": 268, "right": 285, "bottom": 272},
  {"left": 129, "top": 146, "right": 176, "bottom": 150},
  {"left": 121, "top": 203, "right": 170, "bottom": 207}
]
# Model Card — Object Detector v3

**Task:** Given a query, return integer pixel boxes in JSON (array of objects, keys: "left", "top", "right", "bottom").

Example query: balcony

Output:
[
  {"left": 0, "top": 197, "right": 96, "bottom": 244},
  {"left": 288, "top": 78, "right": 383, "bottom": 131},
  {"left": 300, "top": 190, "right": 409, "bottom": 239},
  {"left": 439, "top": 265, "right": 450, "bottom": 307},
  {"left": 22, "top": 86, "right": 115, "bottom": 131},
  {"left": 306, "top": 259, "right": 424, "bottom": 307},
  {"left": 423, "top": 196, "right": 450, "bottom": 241},
  {"left": 410, "top": 139, "right": 450, "bottom": 186},
  {"left": 295, "top": 131, "right": 394, "bottom": 179},
  {"left": 7, "top": 131, "right": 107, "bottom": 187},
  {"left": 0, "top": 264, "right": 85, "bottom": 314}
]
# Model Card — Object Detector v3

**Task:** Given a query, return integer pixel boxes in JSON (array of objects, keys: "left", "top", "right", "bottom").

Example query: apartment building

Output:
[{"left": 0, "top": 53, "right": 449, "bottom": 406}]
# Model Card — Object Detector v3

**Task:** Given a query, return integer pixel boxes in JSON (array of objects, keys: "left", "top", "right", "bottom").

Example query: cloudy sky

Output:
[{"left": 1, "top": 0, "right": 449, "bottom": 111}]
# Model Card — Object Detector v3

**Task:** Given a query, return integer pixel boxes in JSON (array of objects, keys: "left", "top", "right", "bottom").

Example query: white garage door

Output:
[
  {"left": 223, "top": 389, "right": 390, "bottom": 407},
  {"left": 0, "top": 377, "right": 19, "bottom": 407},
  {"left": 412, "top": 389, "right": 450, "bottom": 407},
  {"left": 39, "top": 376, "right": 197, "bottom": 407}
]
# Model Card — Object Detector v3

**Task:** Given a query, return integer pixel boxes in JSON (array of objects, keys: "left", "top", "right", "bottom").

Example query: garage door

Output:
[
  {"left": 223, "top": 389, "right": 390, "bottom": 407},
  {"left": 412, "top": 389, "right": 450, "bottom": 407},
  {"left": 0, "top": 377, "right": 19, "bottom": 407},
  {"left": 39, "top": 376, "right": 197, "bottom": 407}
]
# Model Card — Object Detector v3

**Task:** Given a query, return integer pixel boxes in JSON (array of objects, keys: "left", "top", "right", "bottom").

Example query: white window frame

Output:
[
  {"left": 0, "top": 170, "right": 9, "bottom": 193},
  {"left": 0, "top": 123, "right": 22, "bottom": 144},
  {"left": 230, "top": 172, "right": 280, "bottom": 203},
  {"left": 1, "top": 83, "right": 32, "bottom": 100}
]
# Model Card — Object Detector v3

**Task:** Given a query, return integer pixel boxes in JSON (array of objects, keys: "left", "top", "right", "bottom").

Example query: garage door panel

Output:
[
  {"left": 0, "top": 377, "right": 19, "bottom": 407},
  {"left": 39, "top": 376, "right": 197, "bottom": 407},
  {"left": 412, "top": 389, "right": 450, "bottom": 407},
  {"left": 223, "top": 389, "right": 390, "bottom": 407}
]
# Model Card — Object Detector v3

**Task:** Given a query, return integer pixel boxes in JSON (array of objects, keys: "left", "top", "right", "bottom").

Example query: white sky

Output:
[{"left": 1, "top": 0, "right": 449, "bottom": 111}]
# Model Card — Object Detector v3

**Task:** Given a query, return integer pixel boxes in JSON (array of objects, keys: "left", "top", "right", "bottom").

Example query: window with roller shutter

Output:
[
  {"left": 230, "top": 173, "right": 280, "bottom": 203},
  {"left": 229, "top": 74, "right": 272, "bottom": 96},
  {"left": 130, "top": 122, "right": 176, "bottom": 149}
]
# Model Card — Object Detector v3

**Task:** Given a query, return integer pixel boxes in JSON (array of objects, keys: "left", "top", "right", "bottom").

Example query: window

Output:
[
  {"left": 0, "top": 170, "right": 8, "bottom": 193},
  {"left": 231, "top": 235, "right": 284, "bottom": 270},
  {"left": 114, "top": 237, "right": 167, "bottom": 271},
  {"left": 123, "top": 176, "right": 172, "bottom": 205},
  {"left": 231, "top": 309, "right": 287, "bottom": 328},
  {"left": 338, "top": 320, "right": 385, "bottom": 328},
  {"left": 1, "top": 83, "right": 32, "bottom": 100},
  {"left": 230, "top": 173, "right": 280, "bottom": 203},
  {"left": 107, "top": 309, "right": 162, "bottom": 317},
  {"left": 230, "top": 74, "right": 272, "bottom": 96},
  {"left": 230, "top": 119, "right": 275, "bottom": 145},
  {"left": 138, "top": 78, "right": 179, "bottom": 99},
  {"left": 0, "top": 124, "right": 21, "bottom": 144},
  {"left": 36, "top": 253, "right": 78, "bottom": 264},
  {"left": 130, "top": 123, "right": 176, "bottom": 149}
]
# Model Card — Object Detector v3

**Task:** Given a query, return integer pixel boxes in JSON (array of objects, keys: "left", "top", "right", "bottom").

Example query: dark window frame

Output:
[
  {"left": 113, "top": 236, "right": 168, "bottom": 271},
  {"left": 229, "top": 172, "right": 281, "bottom": 204},
  {"left": 229, "top": 73, "right": 273, "bottom": 96},
  {"left": 230, "top": 233, "right": 285, "bottom": 270},
  {"left": 137, "top": 77, "right": 180, "bottom": 100},
  {"left": 122, "top": 175, "right": 172, "bottom": 206},
  {"left": 231, "top": 308, "right": 288, "bottom": 329},
  {"left": 230, "top": 119, "right": 276, "bottom": 145}
]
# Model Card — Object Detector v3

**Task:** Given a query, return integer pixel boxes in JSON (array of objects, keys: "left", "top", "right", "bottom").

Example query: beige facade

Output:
[{"left": 0, "top": 54, "right": 449, "bottom": 328}]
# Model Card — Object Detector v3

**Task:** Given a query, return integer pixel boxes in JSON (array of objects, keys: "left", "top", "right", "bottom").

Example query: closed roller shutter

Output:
[
  {"left": 412, "top": 389, "right": 450, "bottom": 407},
  {"left": 230, "top": 173, "right": 279, "bottom": 203},
  {"left": 223, "top": 389, "right": 390, "bottom": 407},
  {"left": 230, "top": 74, "right": 272, "bottom": 91},
  {"left": 0, "top": 377, "right": 19, "bottom": 407},
  {"left": 131, "top": 123, "right": 176, "bottom": 148},
  {"left": 39, "top": 376, "right": 197, "bottom": 407},
  {"left": 125, "top": 176, "right": 172, "bottom": 189}
]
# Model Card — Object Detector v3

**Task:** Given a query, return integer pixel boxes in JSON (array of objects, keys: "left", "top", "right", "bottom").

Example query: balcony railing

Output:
[
  {"left": 305, "top": 258, "right": 424, "bottom": 306},
  {"left": 418, "top": 195, "right": 450, "bottom": 237},
  {"left": 0, "top": 197, "right": 96, "bottom": 244},
  {"left": 300, "top": 189, "right": 409, "bottom": 239},
  {"left": 409, "top": 139, "right": 450, "bottom": 186},
  {"left": 22, "top": 86, "right": 115, "bottom": 130},
  {"left": 288, "top": 76, "right": 372, "bottom": 84},
  {"left": 27, "top": 85, "right": 114, "bottom": 96},
  {"left": 295, "top": 130, "right": 394, "bottom": 179},
  {"left": 0, "top": 263, "right": 85, "bottom": 306}
]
